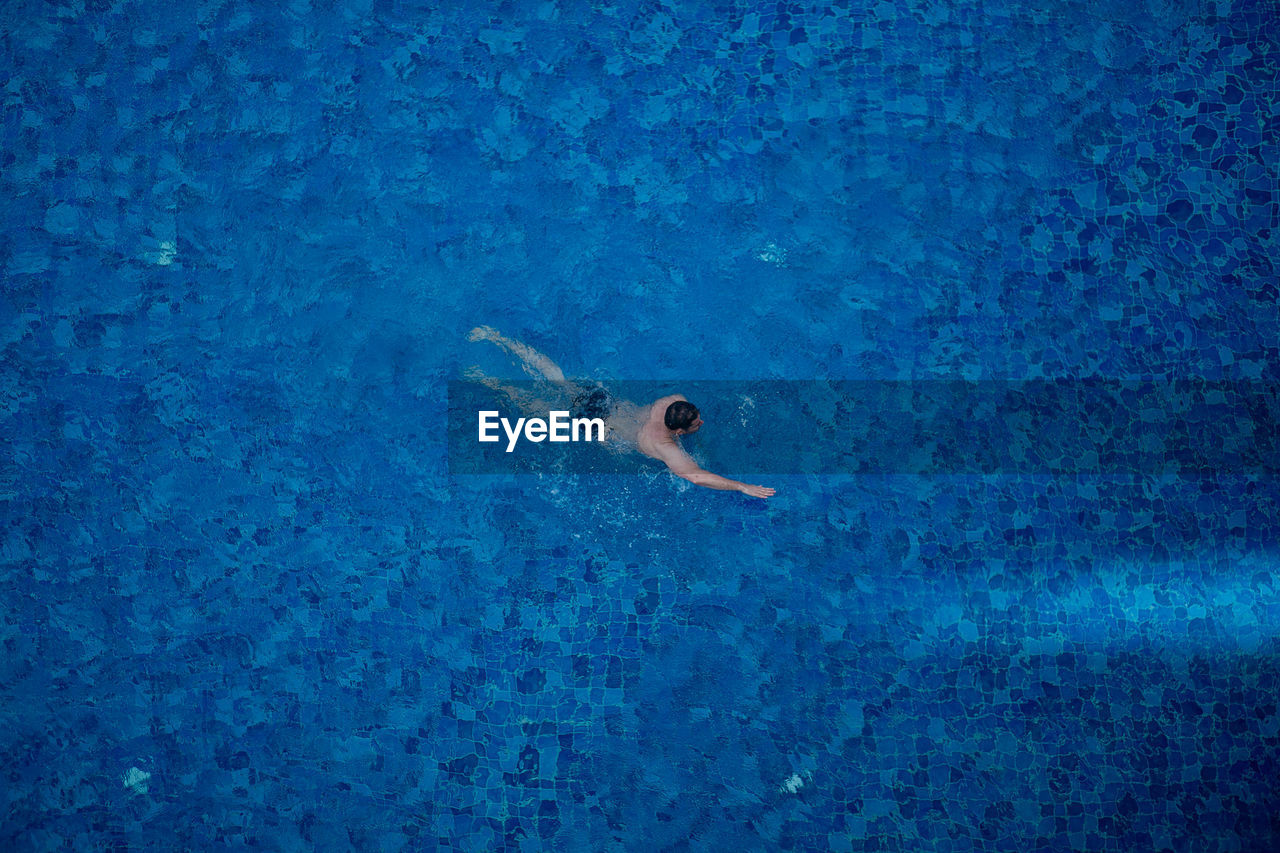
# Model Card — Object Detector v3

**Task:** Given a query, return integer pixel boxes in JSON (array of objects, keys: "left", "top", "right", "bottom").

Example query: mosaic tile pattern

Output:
[{"left": 2, "top": 0, "right": 1278, "bottom": 850}]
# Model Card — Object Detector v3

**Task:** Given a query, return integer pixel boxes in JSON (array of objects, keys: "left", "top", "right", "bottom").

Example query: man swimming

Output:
[
  {"left": 634, "top": 395, "right": 775, "bottom": 498},
  {"left": 468, "top": 326, "right": 777, "bottom": 499}
]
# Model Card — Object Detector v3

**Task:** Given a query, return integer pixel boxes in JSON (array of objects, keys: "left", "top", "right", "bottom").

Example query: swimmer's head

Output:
[{"left": 665, "top": 401, "right": 702, "bottom": 433}]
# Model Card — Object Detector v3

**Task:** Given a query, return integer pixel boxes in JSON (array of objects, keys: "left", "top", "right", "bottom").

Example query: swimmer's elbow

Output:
[{"left": 675, "top": 467, "right": 709, "bottom": 485}]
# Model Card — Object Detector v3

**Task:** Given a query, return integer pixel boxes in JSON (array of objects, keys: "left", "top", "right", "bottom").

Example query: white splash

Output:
[
  {"left": 141, "top": 236, "right": 177, "bottom": 266},
  {"left": 756, "top": 242, "right": 788, "bottom": 266},
  {"left": 153, "top": 240, "right": 177, "bottom": 266},
  {"left": 122, "top": 766, "right": 151, "bottom": 795},
  {"left": 780, "top": 771, "right": 809, "bottom": 794}
]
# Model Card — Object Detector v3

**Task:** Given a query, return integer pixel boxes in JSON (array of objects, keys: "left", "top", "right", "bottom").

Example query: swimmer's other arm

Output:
[{"left": 651, "top": 443, "right": 776, "bottom": 499}]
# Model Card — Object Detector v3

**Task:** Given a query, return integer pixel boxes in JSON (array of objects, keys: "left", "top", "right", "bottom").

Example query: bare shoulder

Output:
[
  {"left": 644, "top": 432, "right": 698, "bottom": 474},
  {"left": 636, "top": 394, "right": 683, "bottom": 428},
  {"left": 637, "top": 394, "right": 690, "bottom": 463}
]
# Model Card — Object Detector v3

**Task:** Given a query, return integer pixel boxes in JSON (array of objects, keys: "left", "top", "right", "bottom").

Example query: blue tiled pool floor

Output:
[{"left": 2, "top": 0, "right": 1278, "bottom": 850}]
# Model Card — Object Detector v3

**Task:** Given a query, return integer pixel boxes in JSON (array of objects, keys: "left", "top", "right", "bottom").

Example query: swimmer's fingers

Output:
[{"left": 740, "top": 484, "right": 776, "bottom": 499}]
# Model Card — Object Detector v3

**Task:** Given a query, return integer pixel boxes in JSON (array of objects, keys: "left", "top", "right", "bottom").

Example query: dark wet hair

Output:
[{"left": 664, "top": 401, "right": 700, "bottom": 431}]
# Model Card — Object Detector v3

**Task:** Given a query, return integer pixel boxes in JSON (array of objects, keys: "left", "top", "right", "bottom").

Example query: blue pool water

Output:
[{"left": 2, "top": 0, "right": 1278, "bottom": 850}]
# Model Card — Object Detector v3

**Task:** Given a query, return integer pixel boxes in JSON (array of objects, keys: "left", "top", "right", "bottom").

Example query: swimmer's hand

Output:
[{"left": 739, "top": 484, "right": 776, "bottom": 499}]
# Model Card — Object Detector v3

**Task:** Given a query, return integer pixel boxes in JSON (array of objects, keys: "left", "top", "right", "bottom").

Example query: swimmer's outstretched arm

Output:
[
  {"left": 680, "top": 469, "right": 776, "bottom": 499},
  {"left": 468, "top": 325, "right": 570, "bottom": 385},
  {"left": 650, "top": 441, "right": 776, "bottom": 499}
]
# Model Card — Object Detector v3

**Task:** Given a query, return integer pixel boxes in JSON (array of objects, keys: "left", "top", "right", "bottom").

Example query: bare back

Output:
[{"left": 636, "top": 394, "right": 698, "bottom": 473}]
